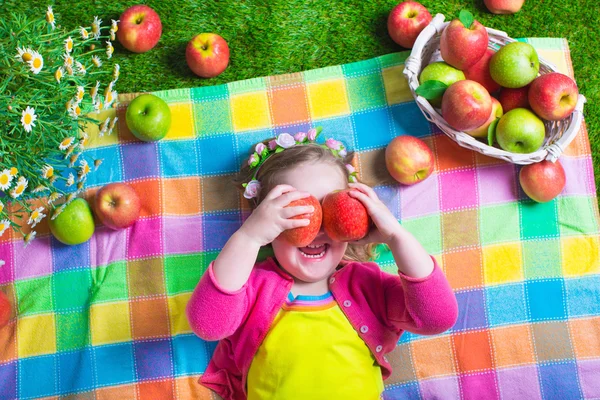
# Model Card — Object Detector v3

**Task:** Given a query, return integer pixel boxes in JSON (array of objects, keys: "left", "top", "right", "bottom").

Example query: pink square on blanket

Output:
[
  {"left": 127, "top": 217, "right": 162, "bottom": 260},
  {"left": 163, "top": 216, "right": 203, "bottom": 255},
  {"left": 90, "top": 226, "right": 127, "bottom": 267},
  {"left": 440, "top": 169, "right": 478, "bottom": 211}
]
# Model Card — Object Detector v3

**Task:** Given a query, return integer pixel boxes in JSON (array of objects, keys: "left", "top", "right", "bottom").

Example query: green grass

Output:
[{"left": 5, "top": 0, "right": 600, "bottom": 200}]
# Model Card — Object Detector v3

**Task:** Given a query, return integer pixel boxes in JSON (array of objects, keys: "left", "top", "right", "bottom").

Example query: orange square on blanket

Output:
[
  {"left": 176, "top": 376, "right": 215, "bottom": 399},
  {"left": 434, "top": 134, "right": 476, "bottom": 172},
  {"left": 163, "top": 177, "right": 202, "bottom": 215},
  {"left": 96, "top": 384, "right": 136, "bottom": 400},
  {"left": 411, "top": 336, "right": 456, "bottom": 378},
  {"left": 269, "top": 85, "right": 310, "bottom": 126},
  {"left": 131, "top": 297, "right": 171, "bottom": 340},
  {"left": 128, "top": 179, "right": 161, "bottom": 218},
  {"left": 138, "top": 379, "right": 175, "bottom": 399},
  {"left": 491, "top": 324, "right": 535, "bottom": 367},
  {"left": 570, "top": 317, "right": 600, "bottom": 358},
  {"left": 443, "top": 248, "right": 483, "bottom": 290},
  {"left": 452, "top": 330, "right": 494, "bottom": 373}
]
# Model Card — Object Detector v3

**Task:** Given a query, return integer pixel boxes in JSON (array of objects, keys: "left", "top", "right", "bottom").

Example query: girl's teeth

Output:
[{"left": 303, "top": 250, "right": 325, "bottom": 258}]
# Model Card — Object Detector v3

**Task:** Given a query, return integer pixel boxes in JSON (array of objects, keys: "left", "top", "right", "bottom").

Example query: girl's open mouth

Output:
[{"left": 298, "top": 243, "right": 328, "bottom": 259}]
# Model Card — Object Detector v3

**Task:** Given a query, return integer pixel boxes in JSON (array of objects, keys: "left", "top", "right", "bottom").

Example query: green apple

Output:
[
  {"left": 49, "top": 198, "right": 95, "bottom": 245},
  {"left": 125, "top": 94, "right": 171, "bottom": 141},
  {"left": 490, "top": 42, "right": 540, "bottom": 88},
  {"left": 419, "top": 62, "right": 465, "bottom": 107},
  {"left": 496, "top": 108, "right": 545, "bottom": 153}
]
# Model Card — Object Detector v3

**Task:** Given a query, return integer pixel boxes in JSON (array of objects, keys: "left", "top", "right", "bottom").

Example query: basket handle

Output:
[
  {"left": 403, "top": 14, "right": 447, "bottom": 80},
  {"left": 544, "top": 94, "right": 587, "bottom": 162}
]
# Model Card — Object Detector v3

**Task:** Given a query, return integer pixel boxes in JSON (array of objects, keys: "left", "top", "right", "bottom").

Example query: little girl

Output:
[{"left": 186, "top": 129, "right": 458, "bottom": 400}]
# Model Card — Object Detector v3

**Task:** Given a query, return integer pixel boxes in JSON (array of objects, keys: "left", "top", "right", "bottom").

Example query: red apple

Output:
[
  {"left": 440, "top": 18, "right": 489, "bottom": 70},
  {"left": 186, "top": 33, "right": 230, "bottom": 78},
  {"left": 464, "top": 49, "right": 501, "bottom": 93},
  {"left": 117, "top": 5, "right": 162, "bottom": 53},
  {"left": 280, "top": 195, "right": 322, "bottom": 247},
  {"left": 0, "top": 290, "right": 11, "bottom": 328},
  {"left": 322, "top": 190, "right": 370, "bottom": 242},
  {"left": 94, "top": 183, "right": 141, "bottom": 230},
  {"left": 385, "top": 135, "right": 434, "bottom": 185},
  {"left": 442, "top": 80, "right": 493, "bottom": 131},
  {"left": 484, "top": 0, "right": 525, "bottom": 14},
  {"left": 528, "top": 72, "right": 579, "bottom": 121},
  {"left": 498, "top": 86, "right": 530, "bottom": 112},
  {"left": 387, "top": 1, "right": 433, "bottom": 49},
  {"left": 466, "top": 97, "right": 503, "bottom": 138},
  {"left": 519, "top": 159, "right": 566, "bottom": 203}
]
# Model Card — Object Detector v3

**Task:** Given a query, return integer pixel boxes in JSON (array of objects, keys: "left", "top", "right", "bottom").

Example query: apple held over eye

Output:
[
  {"left": 440, "top": 11, "right": 489, "bottom": 70},
  {"left": 322, "top": 190, "right": 370, "bottom": 242},
  {"left": 126, "top": 94, "right": 172, "bottom": 142},
  {"left": 94, "top": 183, "right": 141, "bottom": 230},
  {"left": 499, "top": 85, "right": 530, "bottom": 112},
  {"left": 117, "top": 5, "right": 162, "bottom": 53},
  {"left": 466, "top": 97, "right": 503, "bottom": 138},
  {"left": 519, "top": 159, "right": 566, "bottom": 203},
  {"left": 484, "top": 0, "right": 525, "bottom": 14},
  {"left": 387, "top": 1, "right": 433, "bottom": 49},
  {"left": 280, "top": 195, "right": 322, "bottom": 247},
  {"left": 496, "top": 108, "right": 545, "bottom": 153},
  {"left": 49, "top": 198, "right": 95, "bottom": 245},
  {"left": 528, "top": 72, "right": 579, "bottom": 121},
  {"left": 385, "top": 135, "right": 434, "bottom": 185},
  {"left": 186, "top": 33, "right": 230, "bottom": 78},
  {"left": 442, "top": 80, "right": 493, "bottom": 132},
  {"left": 0, "top": 290, "right": 11, "bottom": 329},
  {"left": 464, "top": 48, "right": 501, "bottom": 94},
  {"left": 419, "top": 62, "right": 465, "bottom": 107},
  {"left": 490, "top": 42, "right": 540, "bottom": 88}
]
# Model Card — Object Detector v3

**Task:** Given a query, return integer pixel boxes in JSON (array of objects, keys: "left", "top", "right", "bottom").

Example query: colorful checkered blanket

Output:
[{"left": 1, "top": 38, "right": 599, "bottom": 400}]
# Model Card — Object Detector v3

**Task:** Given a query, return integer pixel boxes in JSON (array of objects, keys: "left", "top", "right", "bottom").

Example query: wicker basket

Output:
[{"left": 403, "top": 14, "right": 587, "bottom": 165}]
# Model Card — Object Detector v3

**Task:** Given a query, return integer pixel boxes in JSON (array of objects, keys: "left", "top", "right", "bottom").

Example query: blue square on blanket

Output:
[
  {"left": 159, "top": 139, "right": 199, "bottom": 177},
  {"left": 173, "top": 335, "right": 216, "bottom": 376},
  {"left": 486, "top": 283, "right": 528, "bottom": 326},
  {"left": 198, "top": 134, "right": 238, "bottom": 175},
  {"left": 85, "top": 146, "right": 123, "bottom": 187},
  {"left": 453, "top": 289, "right": 487, "bottom": 331},
  {"left": 19, "top": 356, "right": 57, "bottom": 398},
  {"left": 526, "top": 279, "right": 567, "bottom": 321},
  {"left": 203, "top": 212, "right": 242, "bottom": 251},
  {"left": 59, "top": 348, "right": 94, "bottom": 393},
  {"left": 539, "top": 362, "right": 581, "bottom": 400},
  {"left": 390, "top": 102, "right": 431, "bottom": 138},
  {"left": 382, "top": 382, "right": 421, "bottom": 399},
  {"left": 353, "top": 108, "right": 393, "bottom": 151},
  {"left": 94, "top": 343, "right": 135, "bottom": 386},
  {"left": 565, "top": 275, "right": 600, "bottom": 317}
]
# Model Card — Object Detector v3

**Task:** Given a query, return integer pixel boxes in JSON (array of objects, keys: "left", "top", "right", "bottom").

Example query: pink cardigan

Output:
[{"left": 186, "top": 257, "right": 458, "bottom": 400}]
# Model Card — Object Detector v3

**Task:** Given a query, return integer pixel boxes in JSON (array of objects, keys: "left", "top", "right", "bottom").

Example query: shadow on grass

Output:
[{"left": 165, "top": 41, "right": 197, "bottom": 80}]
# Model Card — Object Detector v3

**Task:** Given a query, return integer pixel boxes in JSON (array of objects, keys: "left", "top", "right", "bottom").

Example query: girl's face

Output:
[{"left": 271, "top": 161, "right": 348, "bottom": 284}]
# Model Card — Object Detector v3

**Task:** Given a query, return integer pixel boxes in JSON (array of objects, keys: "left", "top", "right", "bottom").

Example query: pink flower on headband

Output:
[
  {"left": 276, "top": 133, "right": 296, "bottom": 149},
  {"left": 345, "top": 164, "right": 355, "bottom": 174},
  {"left": 268, "top": 139, "right": 278, "bottom": 150},
  {"left": 307, "top": 128, "right": 317, "bottom": 141},
  {"left": 248, "top": 153, "right": 260, "bottom": 167},
  {"left": 243, "top": 180, "right": 261, "bottom": 199},
  {"left": 339, "top": 149, "right": 347, "bottom": 157},
  {"left": 326, "top": 138, "right": 342, "bottom": 151},
  {"left": 294, "top": 132, "right": 307, "bottom": 142},
  {"left": 255, "top": 143, "right": 266, "bottom": 155}
]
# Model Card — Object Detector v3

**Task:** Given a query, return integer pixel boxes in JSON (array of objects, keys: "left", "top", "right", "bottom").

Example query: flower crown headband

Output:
[{"left": 242, "top": 127, "right": 358, "bottom": 199}]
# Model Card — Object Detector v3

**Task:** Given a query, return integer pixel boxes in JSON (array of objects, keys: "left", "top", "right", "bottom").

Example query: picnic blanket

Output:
[{"left": 1, "top": 37, "right": 599, "bottom": 400}]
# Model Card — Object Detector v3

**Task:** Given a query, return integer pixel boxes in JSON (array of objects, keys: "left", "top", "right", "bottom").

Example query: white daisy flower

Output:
[
  {"left": 0, "top": 220, "right": 10, "bottom": 237},
  {"left": 91, "top": 55, "right": 102, "bottom": 68},
  {"left": 109, "top": 30, "right": 116, "bottom": 41},
  {"left": 51, "top": 204, "right": 66, "bottom": 220},
  {"left": 63, "top": 53, "right": 74, "bottom": 67},
  {"left": 48, "top": 192, "right": 63, "bottom": 204},
  {"left": 15, "top": 46, "right": 34, "bottom": 63},
  {"left": 79, "top": 160, "right": 91, "bottom": 179},
  {"left": 0, "top": 170, "right": 12, "bottom": 191},
  {"left": 69, "top": 153, "right": 79, "bottom": 168},
  {"left": 104, "top": 90, "right": 116, "bottom": 107},
  {"left": 32, "top": 185, "right": 49, "bottom": 193},
  {"left": 111, "top": 19, "right": 119, "bottom": 33},
  {"left": 41, "top": 164, "right": 54, "bottom": 179},
  {"left": 76, "top": 86, "right": 85, "bottom": 102},
  {"left": 113, "top": 64, "right": 120, "bottom": 81},
  {"left": 21, "top": 106, "right": 37, "bottom": 132},
  {"left": 66, "top": 173, "right": 75, "bottom": 186},
  {"left": 46, "top": 6, "right": 55, "bottom": 29},
  {"left": 90, "top": 81, "right": 100, "bottom": 100},
  {"left": 80, "top": 27, "right": 89, "bottom": 39},
  {"left": 59, "top": 137, "right": 75, "bottom": 150},
  {"left": 93, "top": 100, "right": 104, "bottom": 111},
  {"left": 65, "top": 37, "right": 74, "bottom": 53},
  {"left": 91, "top": 16, "right": 102, "bottom": 39},
  {"left": 28, "top": 207, "right": 46, "bottom": 228},
  {"left": 66, "top": 65, "right": 74, "bottom": 76},
  {"left": 10, "top": 176, "right": 28, "bottom": 198},
  {"left": 76, "top": 61, "right": 86, "bottom": 75},
  {"left": 106, "top": 41, "right": 114, "bottom": 59},
  {"left": 24, "top": 230, "right": 37, "bottom": 246},
  {"left": 94, "top": 159, "right": 103, "bottom": 170},
  {"left": 68, "top": 103, "right": 81, "bottom": 119},
  {"left": 28, "top": 51, "right": 44, "bottom": 74},
  {"left": 9, "top": 168, "right": 17, "bottom": 176},
  {"left": 54, "top": 67, "right": 64, "bottom": 83}
]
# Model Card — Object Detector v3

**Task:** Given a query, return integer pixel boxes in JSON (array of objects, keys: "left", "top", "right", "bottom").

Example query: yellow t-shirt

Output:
[{"left": 247, "top": 292, "right": 384, "bottom": 400}]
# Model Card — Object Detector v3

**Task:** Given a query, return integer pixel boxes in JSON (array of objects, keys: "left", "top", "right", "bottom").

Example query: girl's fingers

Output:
[
  {"left": 347, "top": 190, "right": 377, "bottom": 213},
  {"left": 264, "top": 184, "right": 297, "bottom": 201},
  {"left": 275, "top": 190, "right": 312, "bottom": 207},
  {"left": 349, "top": 182, "right": 378, "bottom": 200},
  {"left": 281, "top": 206, "right": 314, "bottom": 219},
  {"left": 282, "top": 218, "right": 311, "bottom": 229}
]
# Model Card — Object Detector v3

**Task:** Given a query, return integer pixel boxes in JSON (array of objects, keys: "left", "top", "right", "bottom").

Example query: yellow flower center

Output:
[
  {"left": 67, "top": 42, "right": 73, "bottom": 51},
  {"left": 61, "top": 138, "right": 72, "bottom": 147},
  {"left": 33, "top": 58, "right": 42, "bottom": 68},
  {"left": 24, "top": 114, "right": 32, "bottom": 124},
  {"left": 75, "top": 106, "right": 81, "bottom": 115},
  {"left": 9, "top": 167, "right": 17, "bottom": 176},
  {"left": 31, "top": 210, "right": 39, "bottom": 220},
  {"left": 47, "top": 14, "right": 54, "bottom": 23},
  {"left": 45, "top": 168, "right": 54, "bottom": 178},
  {"left": 16, "top": 185, "right": 24, "bottom": 195},
  {"left": 0, "top": 175, "right": 8, "bottom": 185},
  {"left": 22, "top": 52, "right": 32, "bottom": 62},
  {"left": 0, "top": 223, "right": 6, "bottom": 231}
]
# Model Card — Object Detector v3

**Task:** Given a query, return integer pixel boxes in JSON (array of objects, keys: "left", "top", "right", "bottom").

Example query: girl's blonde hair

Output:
[{"left": 234, "top": 142, "right": 376, "bottom": 262}]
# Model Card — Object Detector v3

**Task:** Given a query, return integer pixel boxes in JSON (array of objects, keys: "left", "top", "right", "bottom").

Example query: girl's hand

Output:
[
  {"left": 238, "top": 185, "right": 314, "bottom": 247},
  {"left": 347, "top": 182, "right": 402, "bottom": 246}
]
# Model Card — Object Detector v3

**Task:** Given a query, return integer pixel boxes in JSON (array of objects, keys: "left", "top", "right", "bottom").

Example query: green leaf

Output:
[
  {"left": 275, "top": 147, "right": 284, "bottom": 153},
  {"left": 415, "top": 80, "right": 448, "bottom": 100},
  {"left": 488, "top": 117, "right": 500, "bottom": 147},
  {"left": 459, "top": 10, "right": 474, "bottom": 29}
]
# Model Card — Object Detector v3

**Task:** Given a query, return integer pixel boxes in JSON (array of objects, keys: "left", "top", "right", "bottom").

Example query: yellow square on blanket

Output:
[
  {"left": 307, "top": 79, "right": 350, "bottom": 119},
  {"left": 231, "top": 91, "right": 272, "bottom": 132},
  {"left": 17, "top": 314, "right": 56, "bottom": 357},
  {"left": 561, "top": 235, "right": 600, "bottom": 276},
  {"left": 381, "top": 66, "right": 414, "bottom": 105},
  {"left": 90, "top": 302, "right": 132, "bottom": 345},
  {"left": 483, "top": 243, "right": 524, "bottom": 285},
  {"left": 164, "top": 103, "right": 195, "bottom": 140},
  {"left": 168, "top": 292, "right": 193, "bottom": 335}
]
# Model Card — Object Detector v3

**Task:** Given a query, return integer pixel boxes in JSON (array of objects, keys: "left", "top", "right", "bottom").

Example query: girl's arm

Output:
[{"left": 186, "top": 185, "right": 314, "bottom": 340}]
